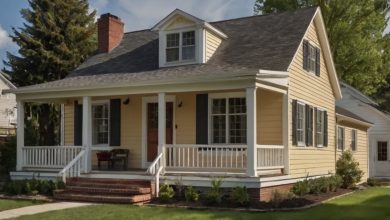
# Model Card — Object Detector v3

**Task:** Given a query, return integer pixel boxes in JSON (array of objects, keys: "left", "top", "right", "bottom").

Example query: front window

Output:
[
  {"left": 337, "top": 127, "right": 345, "bottom": 151},
  {"left": 308, "top": 44, "right": 317, "bottom": 72},
  {"left": 316, "top": 110, "right": 324, "bottom": 146},
  {"left": 166, "top": 31, "right": 196, "bottom": 63},
  {"left": 378, "top": 141, "right": 388, "bottom": 161},
  {"left": 211, "top": 97, "right": 246, "bottom": 144},
  {"left": 297, "top": 103, "right": 305, "bottom": 145},
  {"left": 92, "top": 103, "right": 109, "bottom": 145},
  {"left": 351, "top": 130, "right": 357, "bottom": 151}
]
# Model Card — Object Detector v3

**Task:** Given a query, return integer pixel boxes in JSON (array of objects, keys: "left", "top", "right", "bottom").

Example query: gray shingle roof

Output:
[
  {"left": 336, "top": 106, "right": 372, "bottom": 124},
  {"left": 13, "top": 7, "right": 318, "bottom": 92}
]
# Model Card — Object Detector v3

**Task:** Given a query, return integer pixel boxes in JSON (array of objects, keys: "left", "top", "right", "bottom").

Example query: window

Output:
[
  {"left": 211, "top": 97, "right": 246, "bottom": 144},
  {"left": 92, "top": 102, "right": 109, "bottom": 145},
  {"left": 316, "top": 109, "right": 324, "bottom": 147},
  {"left": 296, "top": 103, "right": 305, "bottom": 145},
  {"left": 308, "top": 44, "right": 317, "bottom": 72},
  {"left": 377, "top": 141, "right": 388, "bottom": 161},
  {"left": 337, "top": 127, "right": 345, "bottom": 151},
  {"left": 351, "top": 130, "right": 357, "bottom": 151},
  {"left": 166, "top": 31, "right": 196, "bottom": 63},
  {"left": 303, "top": 40, "right": 320, "bottom": 74}
]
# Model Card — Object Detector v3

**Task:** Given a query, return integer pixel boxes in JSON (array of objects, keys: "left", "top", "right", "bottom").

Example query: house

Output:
[
  {"left": 337, "top": 82, "right": 390, "bottom": 178},
  {"left": 0, "top": 71, "right": 17, "bottom": 138},
  {"left": 4, "top": 7, "right": 371, "bottom": 203}
]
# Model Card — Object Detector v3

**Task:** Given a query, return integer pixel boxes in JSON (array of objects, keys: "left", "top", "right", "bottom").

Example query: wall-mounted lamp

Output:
[
  {"left": 123, "top": 97, "right": 130, "bottom": 105},
  {"left": 177, "top": 101, "right": 183, "bottom": 108}
]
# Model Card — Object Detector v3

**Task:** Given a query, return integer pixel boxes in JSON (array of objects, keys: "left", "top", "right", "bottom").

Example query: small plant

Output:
[
  {"left": 159, "top": 184, "right": 175, "bottom": 202},
  {"left": 328, "top": 175, "right": 343, "bottom": 191},
  {"left": 174, "top": 176, "right": 185, "bottom": 200},
  {"left": 317, "top": 177, "right": 330, "bottom": 193},
  {"left": 308, "top": 178, "right": 322, "bottom": 195},
  {"left": 184, "top": 186, "right": 199, "bottom": 202},
  {"left": 336, "top": 150, "right": 364, "bottom": 188},
  {"left": 270, "top": 190, "right": 294, "bottom": 208},
  {"left": 206, "top": 177, "right": 223, "bottom": 205},
  {"left": 56, "top": 180, "right": 66, "bottom": 190},
  {"left": 230, "top": 186, "right": 250, "bottom": 206},
  {"left": 367, "top": 178, "right": 381, "bottom": 187},
  {"left": 291, "top": 179, "right": 309, "bottom": 196}
]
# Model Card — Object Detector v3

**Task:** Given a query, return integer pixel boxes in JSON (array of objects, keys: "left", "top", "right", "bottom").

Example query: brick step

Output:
[
  {"left": 64, "top": 185, "right": 151, "bottom": 196},
  {"left": 68, "top": 177, "right": 150, "bottom": 186},
  {"left": 54, "top": 191, "right": 151, "bottom": 204},
  {"left": 66, "top": 181, "right": 150, "bottom": 190}
]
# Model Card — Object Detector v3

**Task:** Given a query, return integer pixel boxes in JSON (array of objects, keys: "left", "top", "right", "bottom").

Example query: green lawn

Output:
[
  {"left": 0, "top": 199, "right": 43, "bottom": 212},
  {"left": 10, "top": 187, "right": 390, "bottom": 220}
]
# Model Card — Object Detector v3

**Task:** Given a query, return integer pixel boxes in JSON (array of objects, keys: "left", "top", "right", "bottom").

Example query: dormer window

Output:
[{"left": 166, "top": 30, "right": 196, "bottom": 63}]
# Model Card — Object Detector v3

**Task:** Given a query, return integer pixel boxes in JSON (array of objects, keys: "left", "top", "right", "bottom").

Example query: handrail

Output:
[
  {"left": 146, "top": 151, "right": 164, "bottom": 197},
  {"left": 58, "top": 149, "right": 86, "bottom": 183}
]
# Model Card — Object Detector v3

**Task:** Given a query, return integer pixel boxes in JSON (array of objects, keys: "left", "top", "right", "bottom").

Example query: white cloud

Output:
[{"left": 0, "top": 25, "right": 11, "bottom": 49}]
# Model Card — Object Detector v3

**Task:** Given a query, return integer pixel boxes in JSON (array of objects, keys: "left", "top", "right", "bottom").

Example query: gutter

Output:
[{"left": 336, "top": 113, "right": 373, "bottom": 128}]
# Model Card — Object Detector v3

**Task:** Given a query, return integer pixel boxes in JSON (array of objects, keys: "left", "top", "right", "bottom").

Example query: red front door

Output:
[{"left": 147, "top": 102, "right": 173, "bottom": 162}]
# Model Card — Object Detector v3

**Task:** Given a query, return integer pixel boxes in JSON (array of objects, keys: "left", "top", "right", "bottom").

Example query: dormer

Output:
[{"left": 152, "top": 9, "right": 227, "bottom": 68}]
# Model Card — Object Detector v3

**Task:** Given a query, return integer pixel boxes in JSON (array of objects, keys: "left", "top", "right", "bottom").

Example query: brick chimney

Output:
[{"left": 97, "top": 13, "right": 124, "bottom": 53}]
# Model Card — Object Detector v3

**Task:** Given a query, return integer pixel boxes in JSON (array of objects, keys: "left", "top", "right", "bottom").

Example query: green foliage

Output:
[
  {"left": 0, "top": 137, "right": 16, "bottom": 175},
  {"left": 254, "top": 0, "right": 390, "bottom": 101},
  {"left": 328, "top": 175, "right": 343, "bottom": 192},
  {"left": 367, "top": 178, "right": 381, "bottom": 187},
  {"left": 184, "top": 186, "right": 199, "bottom": 202},
  {"left": 336, "top": 150, "right": 364, "bottom": 188},
  {"left": 2, "top": 179, "right": 61, "bottom": 196},
  {"left": 205, "top": 177, "right": 223, "bottom": 205},
  {"left": 291, "top": 178, "right": 310, "bottom": 196},
  {"left": 292, "top": 175, "right": 342, "bottom": 196},
  {"left": 308, "top": 177, "right": 329, "bottom": 194},
  {"left": 174, "top": 177, "right": 185, "bottom": 200},
  {"left": 270, "top": 190, "right": 294, "bottom": 208},
  {"left": 230, "top": 186, "right": 250, "bottom": 206},
  {"left": 159, "top": 184, "right": 175, "bottom": 202}
]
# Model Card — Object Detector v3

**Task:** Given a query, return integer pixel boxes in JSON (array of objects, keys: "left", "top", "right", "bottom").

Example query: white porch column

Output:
[
  {"left": 82, "top": 96, "right": 92, "bottom": 173},
  {"left": 246, "top": 87, "right": 257, "bottom": 177},
  {"left": 158, "top": 93, "right": 166, "bottom": 155},
  {"left": 16, "top": 101, "right": 24, "bottom": 171},
  {"left": 282, "top": 93, "right": 290, "bottom": 174}
]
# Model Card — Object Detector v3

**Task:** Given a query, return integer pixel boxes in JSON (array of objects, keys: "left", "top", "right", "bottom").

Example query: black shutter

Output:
[
  {"left": 314, "top": 107, "right": 317, "bottom": 146},
  {"left": 110, "top": 99, "right": 121, "bottom": 146},
  {"left": 74, "top": 101, "right": 83, "bottom": 146},
  {"left": 324, "top": 111, "right": 328, "bottom": 146},
  {"left": 315, "top": 48, "right": 321, "bottom": 76},
  {"left": 305, "top": 105, "right": 313, "bottom": 146},
  {"left": 196, "top": 94, "right": 208, "bottom": 144},
  {"left": 292, "top": 100, "right": 298, "bottom": 145},
  {"left": 303, "top": 40, "right": 309, "bottom": 70}
]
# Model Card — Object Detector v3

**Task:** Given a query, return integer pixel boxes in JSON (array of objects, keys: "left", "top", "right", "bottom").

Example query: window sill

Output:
[{"left": 163, "top": 59, "right": 197, "bottom": 67}]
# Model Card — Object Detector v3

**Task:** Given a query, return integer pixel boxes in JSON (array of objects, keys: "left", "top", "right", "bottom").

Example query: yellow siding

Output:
[
  {"left": 336, "top": 121, "right": 369, "bottom": 182},
  {"left": 175, "top": 92, "right": 196, "bottom": 144},
  {"left": 205, "top": 30, "right": 222, "bottom": 62},
  {"left": 165, "top": 15, "right": 195, "bottom": 30},
  {"left": 64, "top": 100, "right": 75, "bottom": 146},
  {"left": 257, "top": 89, "right": 283, "bottom": 145},
  {"left": 288, "top": 21, "right": 337, "bottom": 177}
]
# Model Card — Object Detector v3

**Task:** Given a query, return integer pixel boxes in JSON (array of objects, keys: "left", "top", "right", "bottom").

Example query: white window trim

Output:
[
  {"left": 91, "top": 100, "right": 110, "bottom": 147},
  {"left": 296, "top": 101, "right": 306, "bottom": 147},
  {"left": 315, "top": 108, "right": 325, "bottom": 148},
  {"left": 163, "top": 28, "right": 198, "bottom": 65},
  {"left": 208, "top": 92, "right": 246, "bottom": 145},
  {"left": 351, "top": 129, "right": 357, "bottom": 151},
  {"left": 337, "top": 126, "right": 345, "bottom": 151}
]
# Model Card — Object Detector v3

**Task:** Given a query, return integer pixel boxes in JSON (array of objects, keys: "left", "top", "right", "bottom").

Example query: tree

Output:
[
  {"left": 254, "top": 0, "right": 390, "bottom": 100},
  {"left": 3, "top": 0, "right": 96, "bottom": 145}
]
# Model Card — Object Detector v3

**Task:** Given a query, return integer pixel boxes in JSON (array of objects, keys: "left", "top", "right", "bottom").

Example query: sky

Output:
[{"left": 0, "top": 0, "right": 389, "bottom": 70}]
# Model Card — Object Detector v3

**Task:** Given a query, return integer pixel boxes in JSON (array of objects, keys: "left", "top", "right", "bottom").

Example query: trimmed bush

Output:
[
  {"left": 230, "top": 186, "right": 250, "bottom": 206},
  {"left": 367, "top": 178, "right": 381, "bottom": 187},
  {"left": 184, "top": 186, "right": 199, "bottom": 202},
  {"left": 205, "top": 178, "right": 223, "bottom": 205},
  {"left": 270, "top": 190, "right": 294, "bottom": 208},
  {"left": 159, "top": 184, "right": 175, "bottom": 202},
  {"left": 291, "top": 179, "right": 309, "bottom": 196},
  {"left": 336, "top": 150, "right": 364, "bottom": 188},
  {"left": 328, "top": 175, "right": 343, "bottom": 191},
  {"left": 3, "top": 179, "right": 66, "bottom": 196}
]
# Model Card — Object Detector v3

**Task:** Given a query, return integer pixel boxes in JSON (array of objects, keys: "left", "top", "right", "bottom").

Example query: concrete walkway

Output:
[{"left": 0, "top": 202, "right": 92, "bottom": 219}]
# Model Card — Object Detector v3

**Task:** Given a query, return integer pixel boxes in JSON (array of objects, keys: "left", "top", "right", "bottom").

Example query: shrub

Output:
[
  {"left": 174, "top": 177, "right": 185, "bottom": 200},
  {"left": 159, "top": 184, "right": 175, "bottom": 202},
  {"left": 336, "top": 150, "right": 364, "bottom": 188},
  {"left": 317, "top": 177, "right": 330, "bottom": 193},
  {"left": 291, "top": 179, "right": 309, "bottom": 196},
  {"left": 308, "top": 178, "right": 322, "bottom": 195},
  {"left": 205, "top": 178, "right": 223, "bottom": 205},
  {"left": 184, "top": 186, "right": 199, "bottom": 202},
  {"left": 367, "top": 178, "right": 381, "bottom": 187},
  {"left": 328, "top": 175, "right": 343, "bottom": 191},
  {"left": 270, "top": 190, "right": 294, "bottom": 208},
  {"left": 3, "top": 179, "right": 63, "bottom": 196},
  {"left": 0, "top": 137, "right": 16, "bottom": 176},
  {"left": 230, "top": 186, "right": 250, "bottom": 206}
]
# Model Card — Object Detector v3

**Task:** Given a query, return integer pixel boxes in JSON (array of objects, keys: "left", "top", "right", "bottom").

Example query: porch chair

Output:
[{"left": 110, "top": 149, "right": 129, "bottom": 170}]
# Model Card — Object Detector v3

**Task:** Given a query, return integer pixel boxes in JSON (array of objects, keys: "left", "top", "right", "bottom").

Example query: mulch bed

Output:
[
  {"left": 148, "top": 188, "right": 354, "bottom": 211},
  {"left": 0, "top": 194, "right": 54, "bottom": 202}
]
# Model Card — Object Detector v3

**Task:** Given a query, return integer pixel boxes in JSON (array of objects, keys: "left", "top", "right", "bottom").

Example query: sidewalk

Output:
[{"left": 0, "top": 202, "right": 92, "bottom": 219}]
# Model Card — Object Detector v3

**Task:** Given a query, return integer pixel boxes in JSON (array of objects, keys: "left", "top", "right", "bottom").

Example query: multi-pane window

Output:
[
  {"left": 92, "top": 103, "right": 109, "bottom": 145},
  {"left": 316, "top": 110, "right": 324, "bottom": 146},
  {"left": 308, "top": 44, "right": 317, "bottom": 72},
  {"left": 303, "top": 40, "right": 320, "bottom": 74},
  {"left": 351, "top": 130, "right": 357, "bottom": 151},
  {"left": 337, "top": 127, "right": 345, "bottom": 151},
  {"left": 377, "top": 141, "right": 388, "bottom": 161},
  {"left": 296, "top": 103, "right": 305, "bottom": 145},
  {"left": 166, "top": 31, "right": 196, "bottom": 63},
  {"left": 211, "top": 97, "right": 246, "bottom": 144}
]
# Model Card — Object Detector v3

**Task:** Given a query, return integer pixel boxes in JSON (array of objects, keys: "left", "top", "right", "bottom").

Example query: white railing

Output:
[
  {"left": 146, "top": 152, "right": 164, "bottom": 197},
  {"left": 256, "top": 145, "right": 285, "bottom": 170},
  {"left": 58, "top": 149, "right": 86, "bottom": 183},
  {"left": 165, "top": 144, "right": 247, "bottom": 171},
  {"left": 22, "top": 146, "right": 83, "bottom": 169}
]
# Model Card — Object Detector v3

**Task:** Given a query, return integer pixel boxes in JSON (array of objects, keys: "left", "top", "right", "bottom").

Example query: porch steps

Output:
[{"left": 53, "top": 177, "right": 153, "bottom": 204}]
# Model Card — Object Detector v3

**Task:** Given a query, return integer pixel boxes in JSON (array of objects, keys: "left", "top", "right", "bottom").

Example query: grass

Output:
[
  {"left": 10, "top": 187, "right": 390, "bottom": 220},
  {"left": 0, "top": 199, "right": 43, "bottom": 212}
]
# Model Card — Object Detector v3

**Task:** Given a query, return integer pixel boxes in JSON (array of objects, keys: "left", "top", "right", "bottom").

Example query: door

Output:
[
  {"left": 147, "top": 102, "right": 173, "bottom": 162},
  {"left": 374, "top": 141, "right": 390, "bottom": 177}
]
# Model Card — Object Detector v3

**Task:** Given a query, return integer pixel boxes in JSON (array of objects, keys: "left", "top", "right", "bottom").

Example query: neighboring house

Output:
[
  {"left": 337, "top": 82, "right": 390, "bottom": 178},
  {"left": 0, "top": 71, "right": 17, "bottom": 137},
  {"left": 5, "top": 7, "right": 370, "bottom": 202}
]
